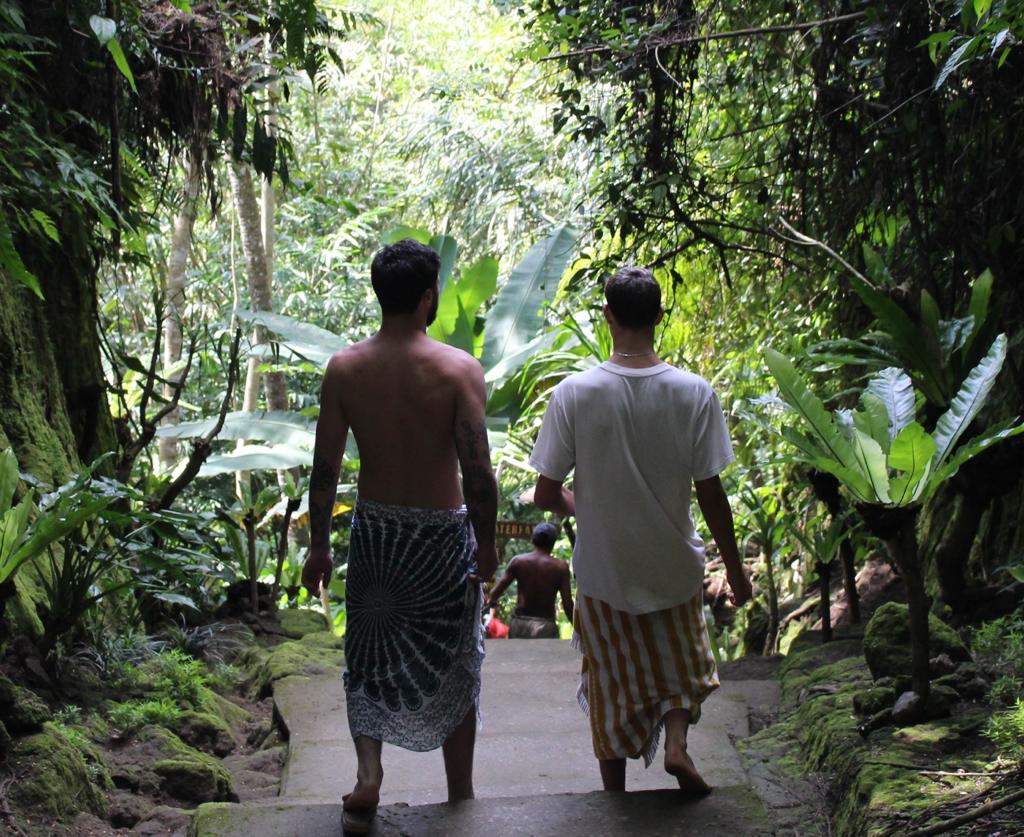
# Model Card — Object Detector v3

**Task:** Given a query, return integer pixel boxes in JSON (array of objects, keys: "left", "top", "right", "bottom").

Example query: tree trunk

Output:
[
  {"left": 244, "top": 509, "right": 258, "bottom": 615},
  {"left": 762, "top": 549, "right": 780, "bottom": 655},
  {"left": 158, "top": 153, "right": 202, "bottom": 468},
  {"left": 0, "top": 225, "right": 115, "bottom": 482},
  {"left": 884, "top": 519, "right": 931, "bottom": 703},
  {"left": 839, "top": 537, "right": 861, "bottom": 623},
  {"left": 932, "top": 491, "right": 985, "bottom": 610},
  {"left": 227, "top": 160, "right": 288, "bottom": 413},
  {"left": 817, "top": 560, "right": 833, "bottom": 643}
]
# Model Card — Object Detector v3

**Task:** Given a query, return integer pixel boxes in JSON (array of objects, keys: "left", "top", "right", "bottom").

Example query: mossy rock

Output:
[
  {"left": 241, "top": 640, "right": 344, "bottom": 697},
  {"left": 197, "top": 687, "right": 252, "bottom": 727},
  {"left": 139, "top": 725, "right": 236, "bottom": 804},
  {"left": 863, "top": 603, "right": 969, "bottom": 681},
  {"left": 277, "top": 608, "right": 329, "bottom": 639},
  {"left": 299, "top": 630, "right": 345, "bottom": 650},
  {"left": 6, "top": 573, "right": 45, "bottom": 640},
  {"left": 780, "top": 647, "right": 871, "bottom": 706},
  {"left": 853, "top": 687, "right": 895, "bottom": 717},
  {"left": 8, "top": 723, "right": 108, "bottom": 820},
  {"left": 0, "top": 719, "right": 10, "bottom": 752},
  {"left": 172, "top": 710, "right": 235, "bottom": 757},
  {"left": 0, "top": 674, "right": 51, "bottom": 733}
]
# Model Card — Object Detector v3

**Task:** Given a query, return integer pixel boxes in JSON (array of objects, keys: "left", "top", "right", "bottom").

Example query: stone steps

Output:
[
  {"left": 191, "top": 786, "right": 773, "bottom": 836},
  {"left": 191, "top": 640, "right": 783, "bottom": 835}
]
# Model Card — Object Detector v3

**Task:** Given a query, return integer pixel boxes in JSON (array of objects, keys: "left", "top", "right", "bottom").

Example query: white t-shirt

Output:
[{"left": 529, "top": 361, "right": 735, "bottom": 614}]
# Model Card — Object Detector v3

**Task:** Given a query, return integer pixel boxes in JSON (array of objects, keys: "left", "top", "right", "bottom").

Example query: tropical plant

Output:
[
  {"left": 784, "top": 500, "right": 858, "bottom": 644},
  {"left": 809, "top": 259, "right": 997, "bottom": 416},
  {"left": 736, "top": 482, "right": 788, "bottom": 655},
  {"left": 764, "top": 335, "right": 1023, "bottom": 707}
]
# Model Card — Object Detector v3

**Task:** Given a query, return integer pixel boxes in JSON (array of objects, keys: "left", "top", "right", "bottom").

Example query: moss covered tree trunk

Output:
[
  {"left": 0, "top": 224, "right": 114, "bottom": 482},
  {"left": 884, "top": 520, "right": 931, "bottom": 704}
]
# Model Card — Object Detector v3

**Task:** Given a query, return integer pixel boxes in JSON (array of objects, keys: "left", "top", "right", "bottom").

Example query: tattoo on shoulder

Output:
[{"left": 458, "top": 419, "right": 488, "bottom": 461}]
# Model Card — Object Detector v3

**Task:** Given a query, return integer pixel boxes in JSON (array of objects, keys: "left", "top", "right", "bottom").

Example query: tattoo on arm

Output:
[
  {"left": 458, "top": 419, "right": 488, "bottom": 461},
  {"left": 462, "top": 463, "right": 497, "bottom": 545},
  {"left": 309, "top": 451, "right": 338, "bottom": 549}
]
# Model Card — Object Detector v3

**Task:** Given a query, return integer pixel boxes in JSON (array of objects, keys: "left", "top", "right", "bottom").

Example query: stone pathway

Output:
[{"left": 191, "top": 639, "right": 783, "bottom": 835}]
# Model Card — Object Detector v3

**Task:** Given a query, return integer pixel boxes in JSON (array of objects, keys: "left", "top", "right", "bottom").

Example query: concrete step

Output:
[
  {"left": 191, "top": 785, "right": 773, "bottom": 836},
  {"left": 273, "top": 640, "right": 768, "bottom": 806}
]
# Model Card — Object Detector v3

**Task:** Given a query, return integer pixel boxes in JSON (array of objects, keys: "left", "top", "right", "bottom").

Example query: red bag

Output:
[{"left": 486, "top": 614, "right": 509, "bottom": 639}]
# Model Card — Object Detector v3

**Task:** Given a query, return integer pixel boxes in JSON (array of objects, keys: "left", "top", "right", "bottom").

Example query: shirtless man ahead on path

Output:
[
  {"left": 302, "top": 239, "right": 498, "bottom": 833},
  {"left": 486, "top": 522, "right": 573, "bottom": 638}
]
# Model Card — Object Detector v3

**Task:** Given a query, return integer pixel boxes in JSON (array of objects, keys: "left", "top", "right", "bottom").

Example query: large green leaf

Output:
[
  {"left": 962, "top": 269, "right": 994, "bottom": 367},
  {"left": 864, "top": 367, "right": 916, "bottom": 444},
  {"left": 853, "top": 393, "right": 892, "bottom": 450},
  {"left": 483, "top": 330, "right": 561, "bottom": 385},
  {"left": 765, "top": 349, "right": 861, "bottom": 474},
  {"left": 887, "top": 422, "right": 936, "bottom": 505},
  {"left": 237, "top": 310, "right": 345, "bottom": 366},
  {"left": 931, "top": 333, "right": 1007, "bottom": 466},
  {"left": 850, "top": 429, "right": 891, "bottom": 504},
  {"left": 928, "top": 417, "right": 1024, "bottom": 490},
  {"left": 0, "top": 212, "right": 43, "bottom": 299},
  {"left": 848, "top": 272, "right": 948, "bottom": 405},
  {"left": 430, "top": 234, "right": 459, "bottom": 291},
  {"left": 0, "top": 501, "right": 32, "bottom": 567},
  {"left": 0, "top": 449, "right": 18, "bottom": 511},
  {"left": 156, "top": 411, "right": 315, "bottom": 447},
  {"left": 199, "top": 445, "right": 313, "bottom": 476},
  {"left": 481, "top": 223, "right": 578, "bottom": 370},
  {"left": 381, "top": 225, "right": 431, "bottom": 245},
  {"left": 4, "top": 491, "right": 117, "bottom": 583},
  {"left": 457, "top": 257, "right": 499, "bottom": 317},
  {"left": 429, "top": 256, "right": 499, "bottom": 349}
]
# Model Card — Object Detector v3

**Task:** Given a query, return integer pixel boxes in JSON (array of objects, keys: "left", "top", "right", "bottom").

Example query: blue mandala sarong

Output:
[{"left": 343, "top": 497, "right": 484, "bottom": 751}]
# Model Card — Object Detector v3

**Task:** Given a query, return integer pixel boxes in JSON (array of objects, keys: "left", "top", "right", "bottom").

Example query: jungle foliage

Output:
[{"left": 0, "top": 0, "right": 1020, "bottom": 723}]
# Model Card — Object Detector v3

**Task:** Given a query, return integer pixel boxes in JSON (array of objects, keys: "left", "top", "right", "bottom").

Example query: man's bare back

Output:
[
  {"left": 329, "top": 331, "right": 481, "bottom": 510},
  {"left": 488, "top": 542, "right": 573, "bottom": 622}
]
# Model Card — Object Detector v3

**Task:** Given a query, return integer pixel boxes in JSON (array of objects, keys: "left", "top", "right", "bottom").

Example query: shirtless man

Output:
[
  {"left": 302, "top": 239, "right": 498, "bottom": 833},
  {"left": 485, "top": 522, "right": 573, "bottom": 638}
]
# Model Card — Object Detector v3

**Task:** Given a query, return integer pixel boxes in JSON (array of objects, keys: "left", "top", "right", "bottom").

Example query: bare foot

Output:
[
  {"left": 664, "top": 745, "right": 712, "bottom": 795},
  {"left": 342, "top": 771, "right": 382, "bottom": 835},
  {"left": 343, "top": 765, "right": 383, "bottom": 811}
]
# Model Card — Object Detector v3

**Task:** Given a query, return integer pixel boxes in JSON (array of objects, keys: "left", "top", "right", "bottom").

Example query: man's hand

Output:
[
  {"left": 726, "top": 567, "right": 753, "bottom": 607},
  {"left": 302, "top": 548, "right": 334, "bottom": 597},
  {"left": 470, "top": 542, "right": 498, "bottom": 585}
]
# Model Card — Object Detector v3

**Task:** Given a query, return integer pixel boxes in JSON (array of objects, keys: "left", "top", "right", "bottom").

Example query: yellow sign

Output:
[{"left": 496, "top": 520, "right": 538, "bottom": 539}]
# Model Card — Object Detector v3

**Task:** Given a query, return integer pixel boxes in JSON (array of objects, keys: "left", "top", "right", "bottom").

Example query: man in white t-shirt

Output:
[{"left": 529, "top": 265, "right": 752, "bottom": 795}]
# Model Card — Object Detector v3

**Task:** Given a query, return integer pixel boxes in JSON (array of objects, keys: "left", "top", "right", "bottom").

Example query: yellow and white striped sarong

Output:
[{"left": 574, "top": 592, "right": 719, "bottom": 766}]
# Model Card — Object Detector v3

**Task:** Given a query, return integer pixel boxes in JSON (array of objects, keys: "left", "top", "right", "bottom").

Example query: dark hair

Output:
[
  {"left": 370, "top": 239, "right": 441, "bottom": 314},
  {"left": 532, "top": 522, "right": 559, "bottom": 551},
  {"left": 604, "top": 266, "right": 661, "bottom": 329}
]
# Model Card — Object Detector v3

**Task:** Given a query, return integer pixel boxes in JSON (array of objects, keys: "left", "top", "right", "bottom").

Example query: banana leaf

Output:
[
  {"left": 156, "top": 410, "right": 316, "bottom": 447},
  {"left": 199, "top": 445, "right": 314, "bottom": 476},
  {"left": 931, "top": 333, "right": 1007, "bottom": 466},
  {"left": 481, "top": 223, "right": 578, "bottom": 371},
  {"left": 865, "top": 367, "right": 916, "bottom": 444},
  {"left": 237, "top": 310, "right": 345, "bottom": 366}
]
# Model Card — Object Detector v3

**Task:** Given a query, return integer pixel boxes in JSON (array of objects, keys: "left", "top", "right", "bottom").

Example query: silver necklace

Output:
[{"left": 613, "top": 350, "right": 657, "bottom": 358}]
